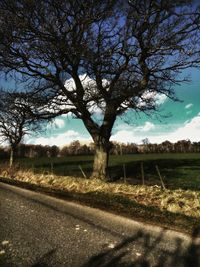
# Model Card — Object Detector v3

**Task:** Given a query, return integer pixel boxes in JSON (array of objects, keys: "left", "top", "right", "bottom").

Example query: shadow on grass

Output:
[
  {"left": 108, "top": 158, "right": 200, "bottom": 190},
  {"left": 31, "top": 160, "right": 93, "bottom": 177}
]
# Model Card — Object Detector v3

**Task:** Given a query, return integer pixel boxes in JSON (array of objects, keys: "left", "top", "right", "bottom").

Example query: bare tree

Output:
[
  {"left": 0, "top": 0, "right": 200, "bottom": 178},
  {"left": 0, "top": 90, "right": 52, "bottom": 166}
]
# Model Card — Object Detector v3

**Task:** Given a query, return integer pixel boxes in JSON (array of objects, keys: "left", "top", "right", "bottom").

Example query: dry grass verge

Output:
[{"left": 0, "top": 167, "right": 199, "bottom": 235}]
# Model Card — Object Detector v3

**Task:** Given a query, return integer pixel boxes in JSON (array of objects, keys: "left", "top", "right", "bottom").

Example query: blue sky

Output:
[{"left": 25, "top": 68, "right": 200, "bottom": 147}]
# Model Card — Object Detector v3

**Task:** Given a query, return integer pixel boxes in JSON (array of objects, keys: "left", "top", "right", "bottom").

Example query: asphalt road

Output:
[{"left": 0, "top": 182, "right": 199, "bottom": 267}]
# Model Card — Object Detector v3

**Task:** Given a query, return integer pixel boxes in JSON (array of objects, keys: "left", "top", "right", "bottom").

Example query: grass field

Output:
[{"left": 9, "top": 153, "right": 200, "bottom": 191}]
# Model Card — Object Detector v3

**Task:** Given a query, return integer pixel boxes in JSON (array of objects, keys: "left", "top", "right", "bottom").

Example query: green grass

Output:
[{"left": 9, "top": 153, "right": 200, "bottom": 191}]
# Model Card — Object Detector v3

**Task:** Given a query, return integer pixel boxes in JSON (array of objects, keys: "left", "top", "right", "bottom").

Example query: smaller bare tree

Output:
[{"left": 0, "top": 89, "right": 52, "bottom": 167}]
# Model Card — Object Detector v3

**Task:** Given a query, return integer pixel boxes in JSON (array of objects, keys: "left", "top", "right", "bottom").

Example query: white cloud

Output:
[
  {"left": 111, "top": 121, "right": 155, "bottom": 143},
  {"left": 54, "top": 118, "right": 65, "bottom": 128},
  {"left": 65, "top": 74, "right": 109, "bottom": 92},
  {"left": 139, "top": 121, "right": 155, "bottom": 132},
  {"left": 27, "top": 130, "right": 92, "bottom": 147},
  {"left": 65, "top": 74, "right": 95, "bottom": 93},
  {"left": 111, "top": 114, "right": 200, "bottom": 144},
  {"left": 64, "top": 74, "right": 109, "bottom": 116},
  {"left": 46, "top": 118, "right": 65, "bottom": 130},
  {"left": 137, "top": 91, "right": 167, "bottom": 108},
  {"left": 114, "top": 121, "right": 155, "bottom": 133},
  {"left": 155, "top": 94, "right": 168, "bottom": 105},
  {"left": 111, "top": 130, "right": 136, "bottom": 143},
  {"left": 56, "top": 76, "right": 168, "bottom": 119},
  {"left": 167, "top": 113, "right": 200, "bottom": 142},
  {"left": 185, "top": 103, "right": 193, "bottom": 109},
  {"left": 25, "top": 113, "right": 200, "bottom": 146}
]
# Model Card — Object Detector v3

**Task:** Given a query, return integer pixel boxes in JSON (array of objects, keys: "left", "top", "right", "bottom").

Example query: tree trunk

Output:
[
  {"left": 91, "top": 142, "right": 110, "bottom": 180},
  {"left": 81, "top": 111, "right": 115, "bottom": 180},
  {"left": 9, "top": 147, "right": 14, "bottom": 168},
  {"left": 9, "top": 145, "right": 17, "bottom": 168}
]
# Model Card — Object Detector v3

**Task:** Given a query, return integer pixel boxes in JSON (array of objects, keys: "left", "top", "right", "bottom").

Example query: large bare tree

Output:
[{"left": 0, "top": 0, "right": 200, "bottom": 178}]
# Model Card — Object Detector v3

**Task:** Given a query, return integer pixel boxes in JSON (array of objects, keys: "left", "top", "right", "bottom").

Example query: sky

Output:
[
  {"left": 0, "top": 2, "right": 199, "bottom": 148},
  {"left": 25, "top": 68, "right": 200, "bottom": 147}
]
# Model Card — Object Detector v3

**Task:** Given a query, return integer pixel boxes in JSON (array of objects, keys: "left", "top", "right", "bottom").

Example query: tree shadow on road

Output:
[
  {"left": 82, "top": 227, "right": 200, "bottom": 267},
  {"left": 2, "top": 185, "right": 200, "bottom": 267},
  {"left": 31, "top": 249, "right": 57, "bottom": 267}
]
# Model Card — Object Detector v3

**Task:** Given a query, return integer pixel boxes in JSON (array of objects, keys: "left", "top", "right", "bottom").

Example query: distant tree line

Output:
[{"left": 0, "top": 139, "right": 200, "bottom": 159}]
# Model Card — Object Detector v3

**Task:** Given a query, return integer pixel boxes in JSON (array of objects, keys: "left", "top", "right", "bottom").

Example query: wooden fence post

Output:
[
  {"left": 155, "top": 165, "right": 166, "bottom": 190},
  {"left": 141, "top": 162, "right": 145, "bottom": 185},
  {"left": 123, "top": 164, "right": 127, "bottom": 183},
  {"left": 79, "top": 165, "right": 87, "bottom": 179}
]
